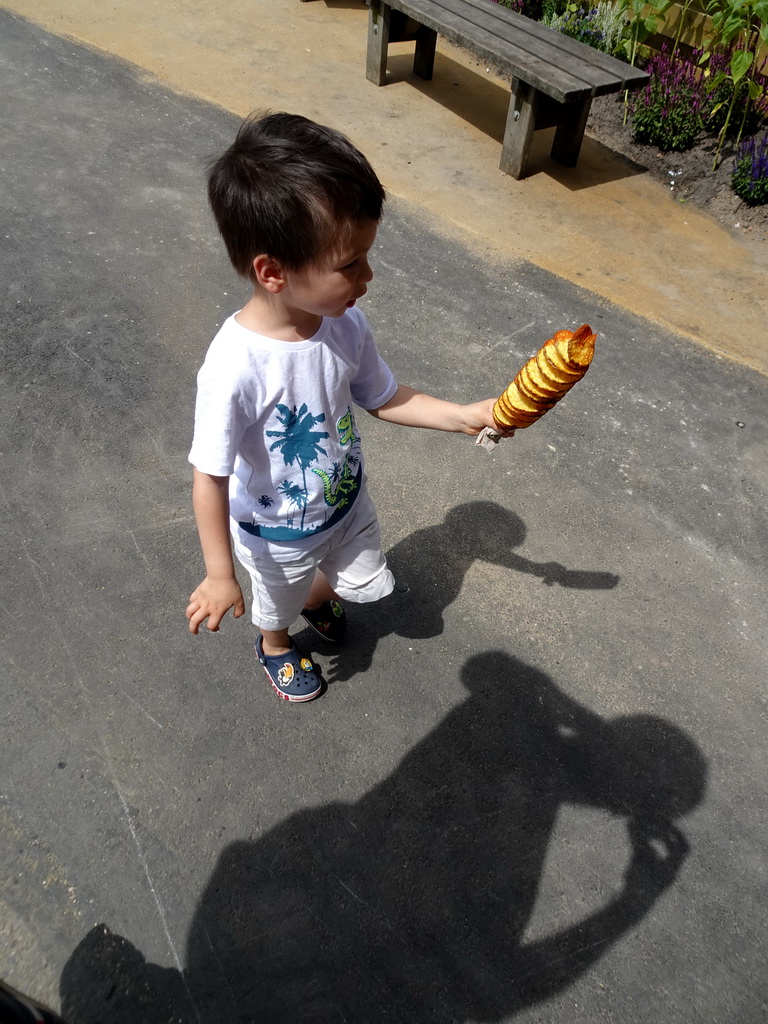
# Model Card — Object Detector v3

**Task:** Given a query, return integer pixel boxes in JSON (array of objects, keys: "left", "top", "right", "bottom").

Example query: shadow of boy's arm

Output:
[{"left": 506, "top": 555, "right": 620, "bottom": 590}]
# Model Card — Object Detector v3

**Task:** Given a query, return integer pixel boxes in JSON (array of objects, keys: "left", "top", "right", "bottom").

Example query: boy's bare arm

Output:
[
  {"left": 369, "top": 384, "right": 505, "bottom": 436},
  {"left": 186, "top": 469, "right": 245, "bottom": 634}
]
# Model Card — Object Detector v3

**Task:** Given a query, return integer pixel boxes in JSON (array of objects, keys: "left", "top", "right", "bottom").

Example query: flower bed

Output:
[{"left": 491, "top": 0, "right": 768, "bottom": 231}]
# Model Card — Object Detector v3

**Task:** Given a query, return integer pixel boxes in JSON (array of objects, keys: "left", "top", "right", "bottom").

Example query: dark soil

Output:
[{"left": 586, "top": 92, "right": 768, "bottom": 244}]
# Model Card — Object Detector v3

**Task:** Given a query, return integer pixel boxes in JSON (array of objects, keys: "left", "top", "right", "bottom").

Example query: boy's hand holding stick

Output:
[{"left": 476, "top": 324, "right": 597, "bottom": 451}]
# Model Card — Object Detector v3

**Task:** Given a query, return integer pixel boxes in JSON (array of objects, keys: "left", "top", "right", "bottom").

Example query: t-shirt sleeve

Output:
[
  {"left": 348, "top": 310, "right": 399, "bottom": 410},
  {"left": 188, "top": 359, "right": 252, "bottom": 477}
]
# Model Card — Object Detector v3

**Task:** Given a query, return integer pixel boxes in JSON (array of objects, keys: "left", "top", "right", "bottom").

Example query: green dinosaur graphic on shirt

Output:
[
  {"left": 311, "top": 459, "right": 359, "bottom": 509},
  {"left": 309, "top": 408, "right": 362, "bottom": 508},
  {"left": 337, "top": 407, "right": 359, "bottom": 447}
]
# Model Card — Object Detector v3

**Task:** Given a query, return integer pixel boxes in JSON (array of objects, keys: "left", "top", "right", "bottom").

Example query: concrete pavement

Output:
[{"left": 1, "top": 5, "right": 767, "bottom": 1023}]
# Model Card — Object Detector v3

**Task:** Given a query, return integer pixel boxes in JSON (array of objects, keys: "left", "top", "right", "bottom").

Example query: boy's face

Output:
[{"left": 283, "top": 218, "right": 378, "bottom": 320}]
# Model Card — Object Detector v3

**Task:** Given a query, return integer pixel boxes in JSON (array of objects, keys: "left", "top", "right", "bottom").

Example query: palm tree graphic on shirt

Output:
[
  {"left": 277, "top": 480, "right": 309, "bottom": 528},
  {"left": 266, "top": 403, "right": 329, "bottom": 531}
]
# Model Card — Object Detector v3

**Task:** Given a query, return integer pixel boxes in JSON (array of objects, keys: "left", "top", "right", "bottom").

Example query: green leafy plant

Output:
[
  {"left": 671, "top": 0, "right": 699, "bottom": 55},
  {"left": 616, "top": 0, "right": 674, "bottom": 122},
  {"left": 546, "top": 0, "right": 630, "bottom": 54},
  {"left": 615, "top": 0, "right": 674, "bottom": 65},
  {"left": 542, "top": 0, "right": 569, "bottom": 19},
  {"left": 731, "top": 132, "right": 768, "bottom": 202},
  {"left": 701, "top": 0, "right": 768, "bottom": 167},
  {"left": 706, "top": 48, "right": 768, "bottom": 137}
]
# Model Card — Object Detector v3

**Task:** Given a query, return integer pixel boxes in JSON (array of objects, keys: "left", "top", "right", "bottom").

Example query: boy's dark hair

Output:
[{"left": 207, "top": 111, "right": 386, "bottom": 279}]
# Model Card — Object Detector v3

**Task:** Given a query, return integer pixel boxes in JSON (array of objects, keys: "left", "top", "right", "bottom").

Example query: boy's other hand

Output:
[{"left": 186, "top": 575, "right": 245, "bottom": 633}]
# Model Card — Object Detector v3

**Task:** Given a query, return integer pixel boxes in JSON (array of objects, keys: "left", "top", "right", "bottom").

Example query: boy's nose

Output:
[{"left": 361, "top": 260, "right": 374, "bottom": 283}]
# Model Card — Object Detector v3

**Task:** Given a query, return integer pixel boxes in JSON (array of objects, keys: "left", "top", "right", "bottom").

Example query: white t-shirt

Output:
[{"left": 189, "top": 307, "right": 398, "bottom": 541}]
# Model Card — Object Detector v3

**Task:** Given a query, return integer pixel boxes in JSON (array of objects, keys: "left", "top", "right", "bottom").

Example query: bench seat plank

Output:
[
  {"left": 386, "top": 0, "right": 647, "bottom": 101},
  {"left": 456, "top": 0, "right": 649, "bottom": 87}
]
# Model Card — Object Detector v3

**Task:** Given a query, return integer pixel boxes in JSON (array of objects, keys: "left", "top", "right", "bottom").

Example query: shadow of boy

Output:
[{"left": 311, "top": 499, "right": 620, "bottom": 682}]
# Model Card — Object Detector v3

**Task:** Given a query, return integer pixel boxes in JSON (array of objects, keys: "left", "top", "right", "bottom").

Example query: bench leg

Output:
[
  {"left": 366, "top": 0, "right": 391, "bottom": 86},
  {"left": 413, "top": 26, "right": 437, "bottom": 80},
  {"left": 551, "top": 96, "right": 591, "bottom": 167},
  {"left": 500, "top": 79, "right": 539, "bottom": 180}
]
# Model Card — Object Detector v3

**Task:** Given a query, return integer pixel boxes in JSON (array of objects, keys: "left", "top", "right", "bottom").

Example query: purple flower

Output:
[{"left": 732, "top": 133, "right": 768, "bottom": 204}]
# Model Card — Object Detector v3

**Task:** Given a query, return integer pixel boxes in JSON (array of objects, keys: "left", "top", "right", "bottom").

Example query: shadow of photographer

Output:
[
  {"left": 307, "top": 500, "right": 620, "bottom": 683},
  {"left": 60, "top": 651, "right": 705, "bottom": 1024}
]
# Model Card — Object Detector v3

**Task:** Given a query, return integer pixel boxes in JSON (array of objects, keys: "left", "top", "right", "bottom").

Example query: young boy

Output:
[{"left": 186, "top": 112, "right": 506, "bottom": 702}]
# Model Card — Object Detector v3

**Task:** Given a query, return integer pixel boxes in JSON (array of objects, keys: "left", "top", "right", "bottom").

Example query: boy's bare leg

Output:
[
  {"left": 260, "top": 572, "right": 340, "bottom": 654},
  {"left": 260, "top": 627, "right": 292, "bottom": 656},
  {"left": 304, "top": 569, "right": 340, "bottom": 611}
]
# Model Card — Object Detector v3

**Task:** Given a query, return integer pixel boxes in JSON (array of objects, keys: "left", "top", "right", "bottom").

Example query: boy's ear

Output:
[{"left": 252, "top": 254, "right": 286, "bottom": 294}]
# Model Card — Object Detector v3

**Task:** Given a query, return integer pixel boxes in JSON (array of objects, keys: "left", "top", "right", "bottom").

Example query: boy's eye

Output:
[{"left": 340, "top": 259, "right": 358, "bottom": 270}]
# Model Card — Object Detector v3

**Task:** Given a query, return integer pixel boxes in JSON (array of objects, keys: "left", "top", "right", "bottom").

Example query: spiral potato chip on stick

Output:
[{"left": 491, "top": 324, "right": 597, "bottom": 431}]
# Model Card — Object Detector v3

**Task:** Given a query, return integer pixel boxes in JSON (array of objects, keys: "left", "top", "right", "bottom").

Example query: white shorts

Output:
[{"left": 231, "top": 489, "right": 394, "bottom": 631}]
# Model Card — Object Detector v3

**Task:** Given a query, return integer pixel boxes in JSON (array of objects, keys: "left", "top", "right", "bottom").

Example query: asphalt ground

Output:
[{"left": 1, "top": 9, "right": 767, "bottom": 1023}]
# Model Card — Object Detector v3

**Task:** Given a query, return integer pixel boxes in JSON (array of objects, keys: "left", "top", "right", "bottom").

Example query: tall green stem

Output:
[{"left": 672, "top": 0, "right": 694, "bottom": 55}]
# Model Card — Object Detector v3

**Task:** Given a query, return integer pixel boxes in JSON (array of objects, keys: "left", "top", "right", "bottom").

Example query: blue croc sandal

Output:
[
  {"left": 300, "top": 600, "right": 347, "bottom": 643},
  {"left": 255, "top": 636, "right": 322, "bottom": 703}
]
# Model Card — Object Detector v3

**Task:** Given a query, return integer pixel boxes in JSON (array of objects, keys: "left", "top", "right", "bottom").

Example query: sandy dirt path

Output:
[{"left": 4, "top": 0, "right": 766, "bottom": 373}]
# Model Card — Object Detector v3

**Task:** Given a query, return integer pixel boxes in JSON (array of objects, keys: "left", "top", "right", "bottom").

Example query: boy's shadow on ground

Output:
[
  {"left": 305, "top": 500, "right": 620, "bottom": 683},
  {"left": 60, "top": 652, "right": 705, "bottom": 1024}
]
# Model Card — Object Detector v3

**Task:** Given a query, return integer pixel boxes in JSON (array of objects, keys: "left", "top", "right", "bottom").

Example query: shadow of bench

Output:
[{"left": 365, "top": 0, "right": 649, "bottom": 179}]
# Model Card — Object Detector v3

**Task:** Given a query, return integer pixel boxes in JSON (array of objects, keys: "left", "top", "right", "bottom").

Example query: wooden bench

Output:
[{"left": 365, "top": 0, "right": 649, "bottom": 178}]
